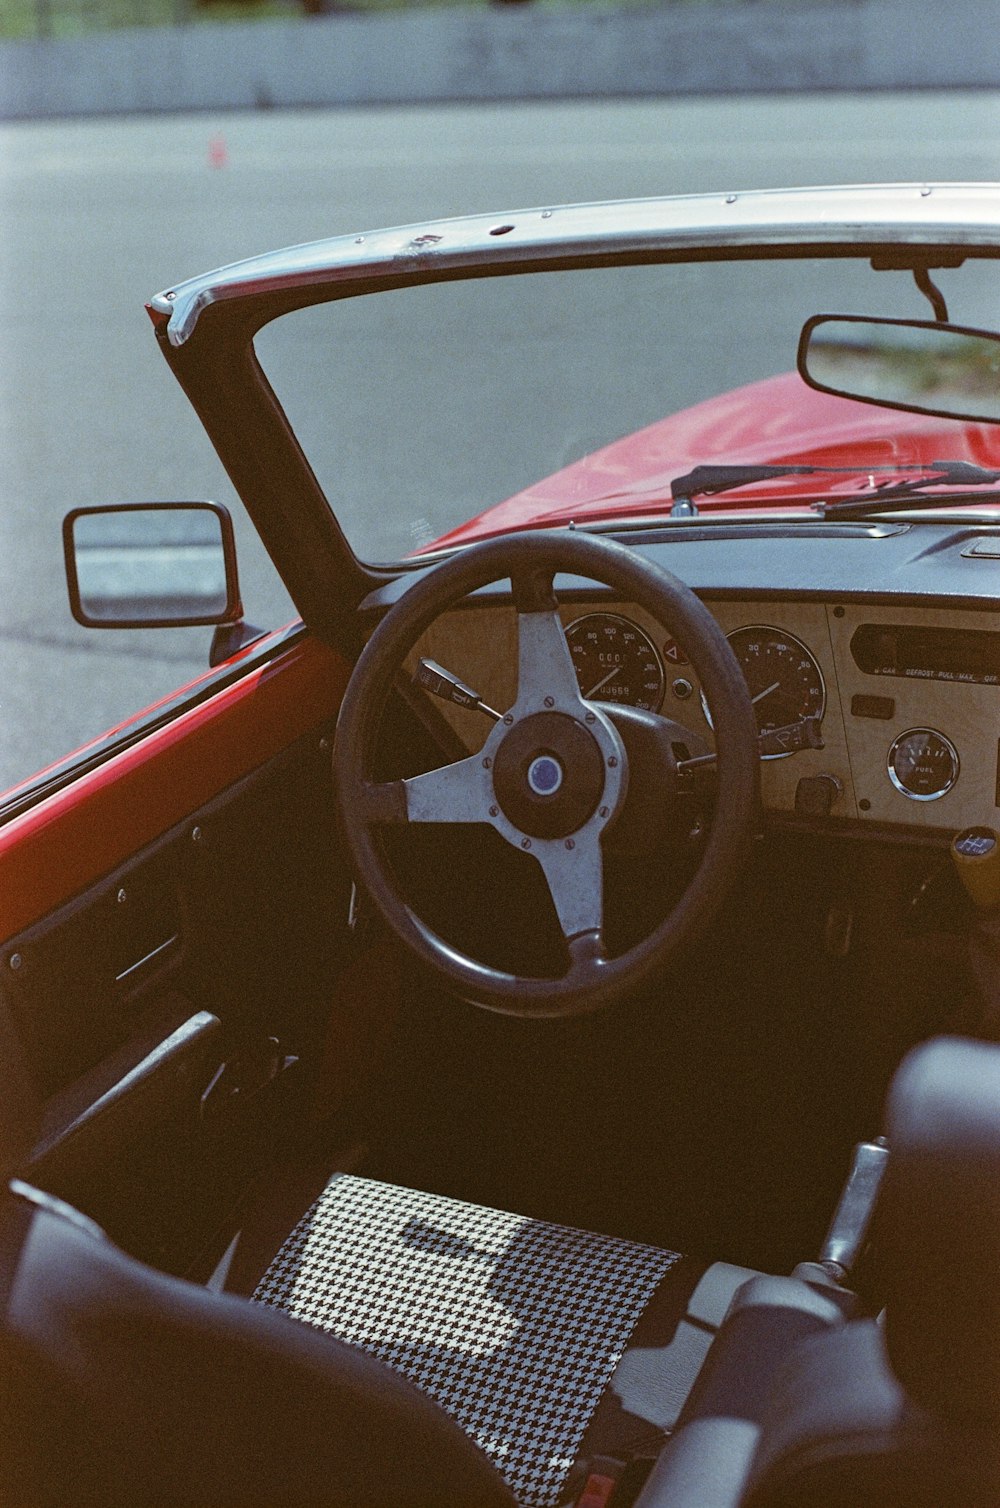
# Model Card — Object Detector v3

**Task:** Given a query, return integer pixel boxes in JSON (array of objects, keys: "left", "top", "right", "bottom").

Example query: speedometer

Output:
[
  {"left": 703, "top": 625, "right": 826, "bottom": 757},
  {"left": 565, "top": 613, "right": 665, "bottom": 711}
]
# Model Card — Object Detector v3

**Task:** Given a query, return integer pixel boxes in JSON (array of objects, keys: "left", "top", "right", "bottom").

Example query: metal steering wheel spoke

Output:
[
  {"left": 400, "top": 752, "right": 494, "bottom": 825},
  {"left": 531, "top": 829, "right": 606, "bottom": 957},
  {"left": 512, "top": 571, "right": 585, "bottom": 712}
]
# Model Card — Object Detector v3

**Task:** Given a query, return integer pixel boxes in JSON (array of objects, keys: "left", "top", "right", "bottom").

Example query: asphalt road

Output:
[{"left": 2, "top": 92, "right": 999, "bottom": 795}]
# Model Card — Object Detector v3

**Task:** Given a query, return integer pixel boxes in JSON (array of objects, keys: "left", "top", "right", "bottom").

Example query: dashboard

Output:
[{"left": 392, "top": 522, "right": 1000, "bottom": 842}]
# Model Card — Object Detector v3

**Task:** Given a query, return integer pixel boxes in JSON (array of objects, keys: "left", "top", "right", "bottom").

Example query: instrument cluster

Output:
[
  {"left": 563, "top": 607, "right": 987, "bottom": 825},
  {"left": 412, "top": 597, "right": 998, "bottom": 835}
]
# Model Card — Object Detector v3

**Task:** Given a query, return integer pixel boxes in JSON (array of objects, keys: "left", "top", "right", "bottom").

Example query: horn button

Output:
[{"left": 492, "top": 712, "right": 606, "bottom": 840}]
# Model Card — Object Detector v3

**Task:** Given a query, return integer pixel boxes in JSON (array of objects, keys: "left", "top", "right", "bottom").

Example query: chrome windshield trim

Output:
[{"left": 151, "top": 183, "right": 1000, "bottom": 347}]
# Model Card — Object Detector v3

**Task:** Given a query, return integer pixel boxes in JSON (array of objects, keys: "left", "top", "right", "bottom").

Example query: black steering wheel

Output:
[{"left": 334, "top": 530, "right": 758, "bottom": 1016}]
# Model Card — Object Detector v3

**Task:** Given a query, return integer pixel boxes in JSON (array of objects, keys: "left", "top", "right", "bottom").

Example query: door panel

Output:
[
  {"left": 0, "top": 634, "right": 348, "bottom": 940},
  {"left": 0, "top": 633, "right": 355, "bottom": 1274}
]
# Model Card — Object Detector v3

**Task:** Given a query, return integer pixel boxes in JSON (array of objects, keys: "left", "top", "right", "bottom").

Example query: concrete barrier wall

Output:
[{"left": 1, "top": 0, "right": 996, "bottom": 121}]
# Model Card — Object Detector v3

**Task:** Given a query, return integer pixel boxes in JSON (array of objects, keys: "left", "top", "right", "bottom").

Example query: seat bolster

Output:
[
  {"left": 634, "top": 1418, "right": 760, "bottom": 1508},
  {"left": 674, "top": 1274, "right": 857, "bottom": 1429},
  {"left": 634, "top": 1274, "right": 855, "bottom": 1508},
  {"left": 1, "top": 1189, "right": 516, "bottom": 1508},
  {"left": 743, "top": 1321, "right": 1000, "bottom": 1508},
  {"left": 882, "top": 1036, "right": 1000, "bottom": 1425},
  {"left": 605, "top": 1261, "right": 760, "bottom": 1435}
]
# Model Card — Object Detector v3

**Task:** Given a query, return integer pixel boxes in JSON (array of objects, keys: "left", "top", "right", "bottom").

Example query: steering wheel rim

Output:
[{"left": 334, "top": 530, "right": 759, "bottom": 1017}]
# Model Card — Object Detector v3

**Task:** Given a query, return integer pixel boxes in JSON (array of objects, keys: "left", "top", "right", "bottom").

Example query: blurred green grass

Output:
[
  {"left": 2, "top": 0, "right": 283, "bottom": 37},
  {"left": 0, "top": 0, "right": 781, "bottom": 43}
]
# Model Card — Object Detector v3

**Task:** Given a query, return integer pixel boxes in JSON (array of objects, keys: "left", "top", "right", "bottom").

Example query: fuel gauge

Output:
[{"left": 887, "top": 728, "right": 959, "bottom": 801}]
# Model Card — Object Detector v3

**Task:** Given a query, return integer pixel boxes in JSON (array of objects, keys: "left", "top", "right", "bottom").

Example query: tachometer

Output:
[
  {"left": 565, "top": 613, "right": 665, "bottom": 711},
  {"left": 704, "top": 624, "right": 826, "bottom": 757}
]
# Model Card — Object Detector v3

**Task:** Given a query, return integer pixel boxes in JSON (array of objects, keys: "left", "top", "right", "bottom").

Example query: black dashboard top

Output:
[{"left": 363, "top": 520, "right": 1000, "bottom": 615}]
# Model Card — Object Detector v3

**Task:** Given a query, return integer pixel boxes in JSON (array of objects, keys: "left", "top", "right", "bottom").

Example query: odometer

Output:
[{"left": 565, "top": 613, "right": 665, "bottom": 711}]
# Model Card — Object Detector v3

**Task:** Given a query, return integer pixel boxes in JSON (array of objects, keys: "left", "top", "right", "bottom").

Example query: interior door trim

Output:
[{"left": 0, "top": 637, "right": 348, "bottom": 939}]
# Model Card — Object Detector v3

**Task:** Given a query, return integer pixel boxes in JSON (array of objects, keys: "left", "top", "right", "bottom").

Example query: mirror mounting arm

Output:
[
  {"left": 914, "top": 266, "right": 949, "bottom": 323},
  {"left": 210, "top": 620, "right": 268, "bottom": 668}
]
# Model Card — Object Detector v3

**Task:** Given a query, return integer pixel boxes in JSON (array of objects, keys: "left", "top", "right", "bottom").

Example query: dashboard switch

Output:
[{"left": 795, "top": 774, "right": 842, "bottom": 817}]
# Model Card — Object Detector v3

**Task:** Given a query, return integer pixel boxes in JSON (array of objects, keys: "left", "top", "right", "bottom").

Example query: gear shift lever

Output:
[
  {"left": 816, "top": 1136, "right": 890, "bottom": 1281},
  {"left": 951, "top": 826, "right": 1000, "bottom": 908},
  {"left": 951, "top": 827, "right": 1000, "bottom": 1036}
]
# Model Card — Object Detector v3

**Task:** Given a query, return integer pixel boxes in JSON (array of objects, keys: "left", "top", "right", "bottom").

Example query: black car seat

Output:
[
  {"left": 0, "top": 993, "right": 771, "bottom": 1508},
  {"left": 636, "top": 1035, "right": 1000, "bottom": 1508},
  {"left": 9, "top": 1022, "right": 997, "bottom": 1506},
  {"left": 0, "top": 1168, "right": 767, "bottom": 1508}
]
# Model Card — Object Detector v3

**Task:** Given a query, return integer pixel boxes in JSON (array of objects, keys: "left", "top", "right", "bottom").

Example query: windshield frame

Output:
[
  {"left": 152, "top": 184, "right": 1000, "bottom": 351},
  {"left": 149, "top": 184, "right": 1000, "bottom": 631}
]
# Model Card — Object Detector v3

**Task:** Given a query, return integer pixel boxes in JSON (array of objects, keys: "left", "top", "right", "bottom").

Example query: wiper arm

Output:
[
  {"left": 668, "top": 464, "right": 833, "bottom": 515},
  {"left": 670, "top": 464, "right": 826, "bottom": 505}
]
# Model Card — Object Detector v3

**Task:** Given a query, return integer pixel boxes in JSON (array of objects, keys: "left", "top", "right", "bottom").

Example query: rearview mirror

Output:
[
  {"left": 798, "top": 315, "right": 1000, "bottom": 425},
  {"left": 64, "top": 502, "right": 243, "bottom": 628}
]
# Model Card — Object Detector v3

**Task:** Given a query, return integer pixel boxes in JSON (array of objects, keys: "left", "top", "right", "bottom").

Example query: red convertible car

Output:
[{"left": 3, "top": 184, "right": 1000, "bottom": 1506}]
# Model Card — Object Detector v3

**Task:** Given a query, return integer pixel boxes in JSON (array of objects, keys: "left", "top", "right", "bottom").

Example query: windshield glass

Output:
[{"left": 253, "top": 255, "right": 1000, "bottom": 564}]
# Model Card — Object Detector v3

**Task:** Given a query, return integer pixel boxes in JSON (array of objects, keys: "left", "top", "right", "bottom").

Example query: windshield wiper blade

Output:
[
  {"left": 579, "top": 460, "right": 1000, "bottom": 522},
  {"left": 817, "top": 460, "right": 1000, "bottom": 518},
  {"left": 667, "top": 460, "right": 1000, "bottom": 518}
]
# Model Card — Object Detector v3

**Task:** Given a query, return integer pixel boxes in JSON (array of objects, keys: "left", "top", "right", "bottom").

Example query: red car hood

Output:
[{"left": 426, "top": 372, "right": 1000, "bottom": 550}]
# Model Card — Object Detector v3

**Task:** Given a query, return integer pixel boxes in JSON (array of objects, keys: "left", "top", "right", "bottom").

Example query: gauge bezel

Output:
[
  {"left": 887, "top": 727, "right": 960, "bottom": 802},
  {"left": 702, "top": 623, "right": 827, "bottom": 761},
  {"left": 564, "top": 611, "right": 666, "bottom": 712}
]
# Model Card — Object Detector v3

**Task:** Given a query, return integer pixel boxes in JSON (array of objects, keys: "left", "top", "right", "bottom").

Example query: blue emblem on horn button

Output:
[{"left": 527, "top": 754, "right": 563, "bottom": 797}]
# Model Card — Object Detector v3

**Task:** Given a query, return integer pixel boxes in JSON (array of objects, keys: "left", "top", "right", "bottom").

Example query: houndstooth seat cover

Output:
[{"left": 253, "top": 1175, "right": 682, "bottom": 1507}]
